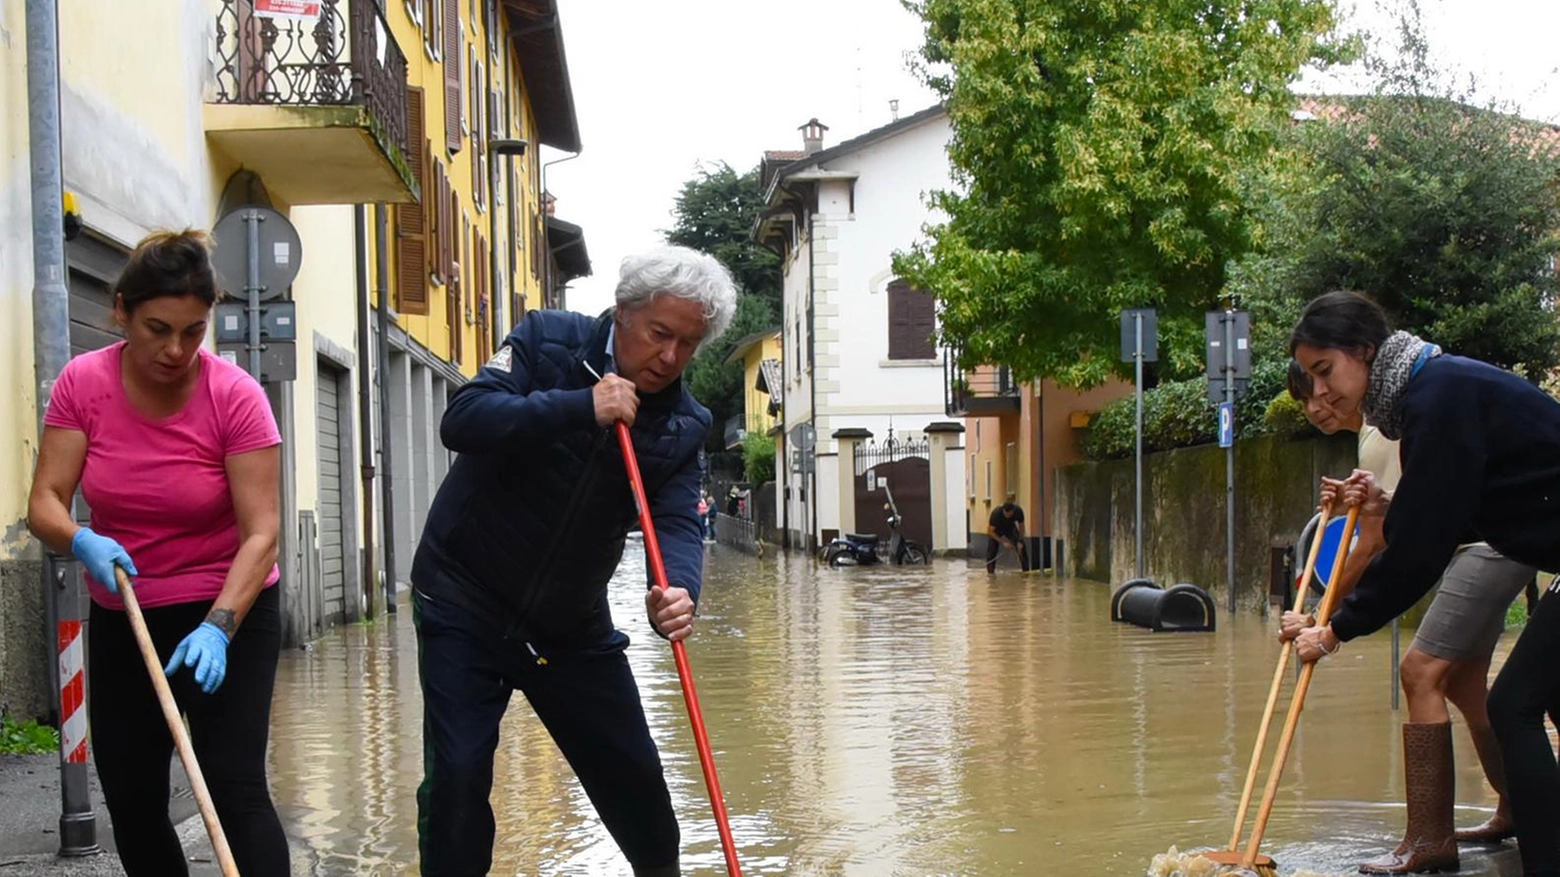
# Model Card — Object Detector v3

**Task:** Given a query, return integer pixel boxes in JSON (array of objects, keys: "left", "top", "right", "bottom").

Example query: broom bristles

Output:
[{"left": 1145, "top": 846, "right": 1337, "bottom": 877}]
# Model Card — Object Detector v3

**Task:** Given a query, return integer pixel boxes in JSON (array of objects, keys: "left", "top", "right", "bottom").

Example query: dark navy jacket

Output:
[
  {"left": 411, "top": 309, "right": 710, "bottom": 644},
  {"left": 1332, "top": 355, "right": 1560, "bottom": 641}
]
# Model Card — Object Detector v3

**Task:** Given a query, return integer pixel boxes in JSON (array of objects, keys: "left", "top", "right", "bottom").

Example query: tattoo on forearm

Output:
[{"left": 205, "top": 608, "right": 237, "bottom": 637}]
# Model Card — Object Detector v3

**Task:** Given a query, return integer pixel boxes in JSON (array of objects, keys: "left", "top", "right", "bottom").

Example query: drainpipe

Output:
[
  {"left": 806, "top": 207, "right": 818, "bottom": 555},
  {"left": 28, "top": 0, "right": 99, "bottom": 856},
  {"left": 375, "top": 204, "right": 398, "bottom": 613},
  {"left": 354, "top": 206, "right": 378, "bottom": 617}
]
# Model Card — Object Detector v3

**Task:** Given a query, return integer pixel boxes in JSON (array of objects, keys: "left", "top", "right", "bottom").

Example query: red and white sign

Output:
[
  {"left": 57, "top": 621, "right": 87, "bottom": 764},
  {"left": 254, "top": 0, "right": 323, "bottom": 21}
]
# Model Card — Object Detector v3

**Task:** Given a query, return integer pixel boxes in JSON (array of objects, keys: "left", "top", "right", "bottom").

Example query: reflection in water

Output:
[{"left": 268, "top": 548, "right": 1527, "bottom": 876}]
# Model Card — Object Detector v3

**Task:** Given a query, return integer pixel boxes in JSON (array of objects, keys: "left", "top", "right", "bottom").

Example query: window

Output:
[
  {"left": 394, "top": 87, "right": 429, "bottom": 315},
  {"left": 470, "top": 49, "right": 485, "bottom": 212},
  {"left": 423, "top": 0, "right": 442, "bottom": 60},
  {"left": 793, "top": 316, "right": 802, "bottom": 374},
  {"left": 1005, "top": 442, "right": 1018, "bottom": 498},
  {"left": 886, "top": 279, "right": 936, "bottom": 360}
]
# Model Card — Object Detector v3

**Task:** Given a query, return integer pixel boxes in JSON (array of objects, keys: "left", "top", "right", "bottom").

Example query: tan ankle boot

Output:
[
  {"left": 1359, "top": 722, "right": 1460, "bottom": 874},
  {"left": 1455, "top": 726, "right": 1515, "bottom": 844}
]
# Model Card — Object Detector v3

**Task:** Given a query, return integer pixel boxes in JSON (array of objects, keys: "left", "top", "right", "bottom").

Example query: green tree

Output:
[
  {"left": 1225, "top": 2, "right": 1560, "bottom": 374},
  {"left": 666, "top": 162, "right": 780, "bottom": 315},
  {"left": 666, "top": 162, "right": 781, "bottom": 449},
  {"left": 741, "top": 431, "right": 777, "bottom": 484},
  {"left": 895, "top": 0, "right": 1343, "bottom": 385},
  {"left": 1269, "top": 9, "right": 1560, "bottom": 372}
]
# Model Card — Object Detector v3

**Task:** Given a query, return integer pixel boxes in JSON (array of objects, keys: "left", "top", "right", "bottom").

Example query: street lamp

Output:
[{"left": 488, "top": 137, "right": 528, "bottom": 352}]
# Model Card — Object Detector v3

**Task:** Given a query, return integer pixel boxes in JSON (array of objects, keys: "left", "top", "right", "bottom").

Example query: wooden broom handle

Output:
[
  {"left": 116, "top": 568, "right": 240, "bottom": 877},
  {"left": 1241, "top": 505, "right": 1360, "bottom": 868},
  {"left": 1227, "top": 504, "right": 1335, "bottom": 851}
]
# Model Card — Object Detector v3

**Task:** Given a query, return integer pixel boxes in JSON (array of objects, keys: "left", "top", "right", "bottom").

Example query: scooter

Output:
[{"left": 821, "top": 485, "right": 931, "bottom": 567}]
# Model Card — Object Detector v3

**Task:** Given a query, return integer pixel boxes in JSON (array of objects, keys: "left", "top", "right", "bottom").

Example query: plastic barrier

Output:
[{"left": 1110, "top": 578, "right": 1217, "bottom": 632}]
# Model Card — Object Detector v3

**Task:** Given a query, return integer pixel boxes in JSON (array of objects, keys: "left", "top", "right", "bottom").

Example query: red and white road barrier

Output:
[{"left": 57, "top": 620, "right": 87, "bottom": 764}]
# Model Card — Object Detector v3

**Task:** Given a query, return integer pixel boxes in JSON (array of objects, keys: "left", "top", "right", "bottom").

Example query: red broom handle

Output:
[{"left": 615, "top": 422, "right": 742, "bottom": 876}]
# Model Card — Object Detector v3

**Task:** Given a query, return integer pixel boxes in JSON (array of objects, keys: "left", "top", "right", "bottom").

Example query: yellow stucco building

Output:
[
  {"left": 0, "top": 0, "right": 588, "bottom": 720},
  {"left": 722, "top": 328, "right": 783, "bottom": 449}
]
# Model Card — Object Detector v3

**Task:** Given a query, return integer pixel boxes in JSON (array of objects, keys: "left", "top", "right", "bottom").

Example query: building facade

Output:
[{"left": 0, "top": 0, "right": 587, "bottom": 720}]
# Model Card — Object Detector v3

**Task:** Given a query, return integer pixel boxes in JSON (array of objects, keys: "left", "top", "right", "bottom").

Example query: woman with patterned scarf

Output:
[
  {"left": 1282, "top": 359, "right": 1536, "bottom": 874},
  {"left": 1284, "top": 290, "right": 1560, "bottom": 877}
]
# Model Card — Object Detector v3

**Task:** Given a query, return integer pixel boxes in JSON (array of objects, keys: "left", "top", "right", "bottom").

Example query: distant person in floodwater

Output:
[{"left": 985, "top": 501, "right": 1028, "bottom": 573}]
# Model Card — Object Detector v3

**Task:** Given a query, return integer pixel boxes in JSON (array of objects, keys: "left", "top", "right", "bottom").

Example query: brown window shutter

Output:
[
  {"left": 395, "top": 87, "right": 429, "bottom": 315},
  {"left": 444, "top": 0, "right": 461, "bottom": 153},
  {"left": 438, "top": 171, "right": 452, "bottom": 285},
  {"left": 476, "top": 238, "right": 491, "bottom": 365},
  {"left": 887, "top": 279, "right": 936, "bottom": 360}
]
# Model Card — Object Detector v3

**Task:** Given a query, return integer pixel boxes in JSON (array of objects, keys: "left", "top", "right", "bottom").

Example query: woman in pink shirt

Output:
[{"left": 27, "top": 230, "right": 288, "bottom": 876}]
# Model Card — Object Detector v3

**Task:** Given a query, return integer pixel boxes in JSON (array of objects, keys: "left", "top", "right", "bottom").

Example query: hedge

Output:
[{"left": 1081, "top": 359, "right": 1317, "bottom": 460}]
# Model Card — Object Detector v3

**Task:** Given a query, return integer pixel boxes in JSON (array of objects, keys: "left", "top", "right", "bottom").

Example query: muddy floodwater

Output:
[{"left": 267, "top": 546, "right": 1532, "bottom": 876}]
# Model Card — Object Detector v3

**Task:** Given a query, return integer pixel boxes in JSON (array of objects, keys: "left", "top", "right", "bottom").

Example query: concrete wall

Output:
[{"left": 1054, "top": 433, "right": 1357, "bottom": 609}]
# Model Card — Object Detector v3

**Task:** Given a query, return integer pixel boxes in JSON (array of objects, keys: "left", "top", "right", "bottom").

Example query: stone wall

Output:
[{"left": 1054, "top": 433, "right": 1357, "bottom": 609}]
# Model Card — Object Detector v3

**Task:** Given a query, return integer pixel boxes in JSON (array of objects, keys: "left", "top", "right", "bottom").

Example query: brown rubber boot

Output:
[
  {"left": 1455, "top": 726, "right": 1515, "bottom": 843},
  {"left": 1359, "top": 722, "right": 1460, "bottom": 874}
]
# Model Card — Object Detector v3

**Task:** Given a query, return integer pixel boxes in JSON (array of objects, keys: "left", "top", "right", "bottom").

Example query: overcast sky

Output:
[{"left": 545, "top": 0, "right": 1560, "bottom": 318}]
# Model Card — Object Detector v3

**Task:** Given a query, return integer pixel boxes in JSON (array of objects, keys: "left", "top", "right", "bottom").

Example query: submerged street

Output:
[{"left": 263, "top": 546, "right": 1529, "bottom": 876}]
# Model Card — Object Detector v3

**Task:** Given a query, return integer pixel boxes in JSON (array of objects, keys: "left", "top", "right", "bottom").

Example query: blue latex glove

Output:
[
  {"left": 70, "top": 528, "right": 137, "bottom": 592},
  {"left": 164, "top": 623, "right": 230, "bottom": 694}
]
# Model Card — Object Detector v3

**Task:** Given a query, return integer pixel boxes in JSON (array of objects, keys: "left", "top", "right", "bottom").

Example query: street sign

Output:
[
  {"left": 1205, "top": 310, "right": 1251, "bottom": 380},
  {"left": 214, "top": 301, "right": 297, "bottom": 343},
  {"left": 1119, "top": 308, "right": 1158, "bottom": 363},
  {"left": 1206, "top": 309, "right": 1251, "bottom": 402},
  {"left": 217, "top": 340, "right": 297, "bottom": 383},
  {"left": 211, "top": 206, "right": 302, "bottom": 303},
  {"left": 1218, "top": 402, "right": 1234, "bottom": 448}
]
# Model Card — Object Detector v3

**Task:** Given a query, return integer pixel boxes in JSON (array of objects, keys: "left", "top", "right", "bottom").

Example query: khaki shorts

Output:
[{"left": 1410, "top": 543, "right": 1536, "bottom": 662}]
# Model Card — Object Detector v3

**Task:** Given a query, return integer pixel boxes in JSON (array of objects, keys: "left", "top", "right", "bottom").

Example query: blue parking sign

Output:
[{"left": 1218, "top": 402, "right": 1234, "bottom": 448}]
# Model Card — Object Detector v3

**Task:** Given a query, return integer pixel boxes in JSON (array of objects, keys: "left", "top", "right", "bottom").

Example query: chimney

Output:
[
  {"left": 889, "top": 99, "right": 899, "bottom": 122},
  {"left": 799, "top": 118, "right": 829, "bottom": 155}
]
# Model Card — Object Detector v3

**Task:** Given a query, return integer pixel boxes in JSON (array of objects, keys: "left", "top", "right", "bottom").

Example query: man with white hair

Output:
[{"left": 410, "top": 245, "right": 737, "bottom": 877}]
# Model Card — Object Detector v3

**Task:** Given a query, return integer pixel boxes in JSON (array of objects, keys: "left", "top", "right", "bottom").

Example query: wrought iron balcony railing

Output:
[
  {"left": 214, "top": 0, "right": 408, "bottom": 158},
  {"left": 945, "top": 348, "right": 1022, "bottom": 417}
]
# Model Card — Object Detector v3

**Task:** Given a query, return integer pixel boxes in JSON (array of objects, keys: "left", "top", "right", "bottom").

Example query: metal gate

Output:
[
  {"left": 315, "top": 360, "right": 348, "bottom": 626},
  {"left": 853, "top": 435, "right": 932, "bottom": 548}
]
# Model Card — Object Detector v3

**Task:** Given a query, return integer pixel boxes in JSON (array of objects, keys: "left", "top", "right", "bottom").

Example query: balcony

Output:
[
  {"left": 724, "top": 414, "right": 746, "bottom": 450},
  {"left": 946, "top": 351, "right": 1022, "bottom": 417},
  {"left": 205, "top": 0, "right": 416, "bottom": 205}
]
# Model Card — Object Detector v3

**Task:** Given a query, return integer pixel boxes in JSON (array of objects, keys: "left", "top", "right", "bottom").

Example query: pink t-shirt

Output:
[{"left": 44, "top": 343, "right": 282, "bottom": 610}]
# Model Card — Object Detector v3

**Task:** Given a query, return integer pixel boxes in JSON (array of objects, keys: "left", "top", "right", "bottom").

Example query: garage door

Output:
[
  {"left": 67, "top": 234, "right": 126, "bottom": 355},
  {"left": 316, "top": 361, "right": 348, "bottom": 625}
]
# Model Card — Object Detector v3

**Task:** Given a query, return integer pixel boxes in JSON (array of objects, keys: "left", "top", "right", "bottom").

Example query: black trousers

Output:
[
  {"left": 413, "top": 584, "right": 679, "bottom": 877},
  {"left": 88, "top": 586, "right": 289, "bottom": 877},
  {"left": 984, "top": 536, "right": 1029, "bottom": 573},
  {"left": 1488, "top": 579, "right": 1560, "bottom": 876}
]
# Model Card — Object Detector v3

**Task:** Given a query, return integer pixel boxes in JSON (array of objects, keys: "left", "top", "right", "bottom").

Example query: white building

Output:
[{"left": 755, "top": 107, "right": 967, "bottom": 556}]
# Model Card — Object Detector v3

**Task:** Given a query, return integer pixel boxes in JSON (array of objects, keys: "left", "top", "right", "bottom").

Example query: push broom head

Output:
[{"left": 1148, "top": 847, "right": 1277, "bottom": 877}]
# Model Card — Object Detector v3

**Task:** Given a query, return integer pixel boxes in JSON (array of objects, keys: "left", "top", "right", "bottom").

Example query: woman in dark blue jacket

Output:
[{"left": 1286, "top": 290, "right": 1560, "bottom": 877}]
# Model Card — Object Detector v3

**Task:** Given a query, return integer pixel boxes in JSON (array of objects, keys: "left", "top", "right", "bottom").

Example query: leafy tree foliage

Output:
[
  {"left": 1262, "top": 9, "right": 1560, "bottom": 373},
  {"left": 666, "top": 162, "right": 781, "bottom": 449},
  {"left": 895, "top": 0, "right": 1342, "bottom": 385}
]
